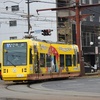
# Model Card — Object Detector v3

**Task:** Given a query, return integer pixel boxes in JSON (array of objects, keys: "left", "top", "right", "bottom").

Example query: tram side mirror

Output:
[
  {"left": 30, "top": 48, "right": 34, "bottom": 56},
  {"left": 30, "top": 48, "right": 36, "bottom": 58}
]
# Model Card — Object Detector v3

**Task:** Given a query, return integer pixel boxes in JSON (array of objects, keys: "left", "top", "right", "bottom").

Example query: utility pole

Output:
[
  {"left": 24, "top": 0, "right": 35, "bottom": 39},
  {"left": 37, "top": 0, "right": 100, "bottom": 76},
  {"left": 27, "top": 0, "right": 30, "bottom": 34},
  {"left": 25, "top": 0, "right": 33, "bottom": 35},
  {"left": 26, "top": 0, "right": 33, "bottom": 34}
]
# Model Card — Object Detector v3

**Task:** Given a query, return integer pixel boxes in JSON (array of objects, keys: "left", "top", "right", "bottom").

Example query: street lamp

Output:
[
  {"left": 98, "top": 36, "right": 100, "bottom": 40},
  {"left": 90, "top": 41, "right": 94, "bottom": 46}
]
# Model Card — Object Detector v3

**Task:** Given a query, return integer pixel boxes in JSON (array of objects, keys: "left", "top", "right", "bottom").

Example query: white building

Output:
[{"left": 0, "top": 0, "right": 57, "bottom": 43}]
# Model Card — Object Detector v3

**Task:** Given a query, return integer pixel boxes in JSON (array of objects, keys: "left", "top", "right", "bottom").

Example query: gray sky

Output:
[{"left": 0, "top": 0, "right": 57, "bottom": 42}]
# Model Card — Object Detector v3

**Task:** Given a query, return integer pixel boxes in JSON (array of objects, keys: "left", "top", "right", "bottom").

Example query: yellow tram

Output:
[
  {"left": 0, "top": 49, "right": 1, "bottom": 78},
  {"left": 1, "top": 39, "right": 80, "bottom": 81}
]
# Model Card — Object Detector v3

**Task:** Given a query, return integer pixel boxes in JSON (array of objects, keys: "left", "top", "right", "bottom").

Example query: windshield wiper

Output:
[{"left": 7, "top": 59, "right": 16, "bottom": 67}]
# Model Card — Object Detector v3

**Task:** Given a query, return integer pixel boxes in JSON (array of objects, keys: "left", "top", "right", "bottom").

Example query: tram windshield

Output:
[{"left": 3, "top": 42, "right": 27, "bottom": 66}]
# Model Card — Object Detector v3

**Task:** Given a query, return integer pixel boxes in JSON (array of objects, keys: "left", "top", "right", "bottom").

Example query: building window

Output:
[
  {"left": 82, "top": 32, "right": 86, "bottom": 46},
  {"left": 90, "top": 16, "right": 93, "bottom": 22},
  {"left": 57, "top": 0, "right": 68, "bottom": 7},
  {"left": 9, "top": 20, "right": 17, "bottom": 26},
  {"left": 6, "top": 6, "right": 8, "bottom": 10},
  {"left": 58, "top": 33, "right": 65, "bottom": 42},
  {"left": 11, "top": 5, "right": 19, "bottom": 11},
  {"left": 89, "top": 0, "right": 93, "bottom": 4},
  {"left": 57, "top": 17, "right": 68, "bottom": 27},
  {"left": 99, "top": 16, "right": 100, "bottom": 22},
  {"left": 82, "top": 0, "right": 86, "bottom": 4},
  {"left": 83, "top": 18, "right": 87, "bottom": 21},
  {"left": 82, "top": 32, "right": 95, "bottom": 46}
]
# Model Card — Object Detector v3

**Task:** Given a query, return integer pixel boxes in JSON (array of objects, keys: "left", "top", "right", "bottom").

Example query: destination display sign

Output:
[{"left": 5, "top": 42, "right": 26, "bottom": 48}]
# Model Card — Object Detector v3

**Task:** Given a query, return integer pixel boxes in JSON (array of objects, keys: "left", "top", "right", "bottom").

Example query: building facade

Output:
[
  {"left": 56, "top": 0, "right": 100, "bottom": 68},
  {"left": 81, "top": 0, "right": 100, "bottom": 68},
  {"left": 56, "top": 0, "right": 74, "bottom": 44},
  {"left": 0, "top": 0, "right": 57, "bottom": 43},
  {"left": 0, "top": 0, "right": 100, "bottom": 68}
]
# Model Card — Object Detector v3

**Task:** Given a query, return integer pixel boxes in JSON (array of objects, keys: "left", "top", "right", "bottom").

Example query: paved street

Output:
[
  {"left": 42, "top": 77, "right": 100, "bottom": 93},
  {"left": 0, "top": 76, "right": 100, "bottom": 100}
]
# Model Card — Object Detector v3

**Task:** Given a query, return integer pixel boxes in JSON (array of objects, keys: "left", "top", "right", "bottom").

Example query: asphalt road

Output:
[
  {"left": 0, "top": 76, "right": 100, "bottom": 100},
  {"left": 42, "top": 77, "right": 100, "bottom": 93}
]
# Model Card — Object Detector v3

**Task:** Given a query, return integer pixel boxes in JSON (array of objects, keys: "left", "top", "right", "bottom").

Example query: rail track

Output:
[{"left": 5, "top": 78, "right": 100, "bottom": 97}]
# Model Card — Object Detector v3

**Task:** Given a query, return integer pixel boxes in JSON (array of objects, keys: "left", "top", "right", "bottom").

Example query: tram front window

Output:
[{"left": 3, "top": 42, "right": 27, "bottom": 66}]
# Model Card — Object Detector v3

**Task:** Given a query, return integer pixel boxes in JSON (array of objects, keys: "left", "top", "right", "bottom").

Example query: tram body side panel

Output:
[
  {"left": 37, "top": 42, "right": 51, "bottom": 74},
  {"left": 51, "top": 44, "right": 80, "bottom": 75},
  {"left": 0, "top": 63, "right": 1, "bottom": 78},
  {"left": 0, "top": 46, "right": 2, "bottom": 78},
  {"left": 33, "top": 43, "right": 80, "bottom": 76}
]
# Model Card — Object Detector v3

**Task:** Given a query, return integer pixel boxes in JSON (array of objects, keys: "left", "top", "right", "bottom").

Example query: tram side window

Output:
[
  {"left": 40, "top": 53, "right": 45, "bottom": 67},
  {"left": 34, "top": 53, "right": 38, "bottom": 67},
  {"left": 65, "top": 55, "right": 72, "bottom": 66},
  {"left": 73, "top": 55, "right": 76, "bottom": 66},
  {"left": 77, "top": 52, "right": 79, "bottom": 63},
  {"left": 60, "top": 54, "right": 64, "bottom": 67},
  {"left": 29, "top": 48, "right": 32, "bottom": 64},
  {"left": 46, "top": 54, "right": 51, "bottom": 67}
]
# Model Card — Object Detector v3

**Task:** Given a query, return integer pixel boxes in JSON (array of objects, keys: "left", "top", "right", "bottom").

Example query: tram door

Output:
[
  {"left": 33, "top": 45, "right": 39, "bottom": 73},
  {"left": 60, "top": 55, "right": 64, "bottom": 72}
]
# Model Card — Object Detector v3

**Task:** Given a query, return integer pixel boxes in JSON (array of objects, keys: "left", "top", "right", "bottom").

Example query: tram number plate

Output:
[
  {"left": 74, "top": 67, "right": 78, "bottom": 70},
  {"left": 17, "top": 74, "right": 24, "bottom": 77}
]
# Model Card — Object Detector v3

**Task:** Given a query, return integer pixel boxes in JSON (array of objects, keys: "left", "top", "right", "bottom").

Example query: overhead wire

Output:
[
  {"left": 85, "top": 7, "right": 100, "bottom": 15},
  {"left": 18, "top": 0, "right": 24, "bottom": 4},
  {"left": 1, "top": 1, "right": 100, "bottom": 28}
]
